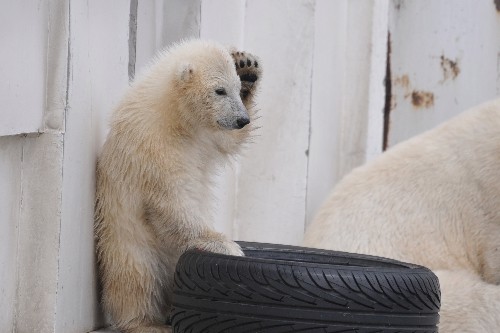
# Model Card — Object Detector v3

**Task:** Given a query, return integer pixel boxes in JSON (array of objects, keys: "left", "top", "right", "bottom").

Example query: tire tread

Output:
[{"left": 172, "top": 246, "right": 440, "bottom": 332}]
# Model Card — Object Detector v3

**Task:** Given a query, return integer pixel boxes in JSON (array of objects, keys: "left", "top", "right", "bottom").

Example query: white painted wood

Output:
[
  {"left": 306, "top": 0, "right": 388, "bottom": 226},
  {"left": 335, "top": 1, "right": 383, "bottom": 180},
  {"left": 0, "top": 2, "right": 48, "bottom": 135},
  {"left": 200, "top": 0, "right": 245, "bottom": 48},
  {"left": 43, "top": 0, "right": 69, "bottom": 133},
  {"left": 55, "top": 1, "right": 131, "bottom": 332},
  {"left": 0, "top": 0, "right": 69, "bottom": 329},
  {"left": 135, "top": 0, "right": 161, "bottom": 73},
  {"left": 365, "top": 0, "right": 389, "bottom": 161},
  {"left": 0, "top": 0, "right": 68, "bottom": 136},
  {"left": 0, "top": 134, "right": 65, "bottom": 333},
  {"left": 135, "top": 0, "right": 201, "bottom": 75},
  {"left": 306, "top": 0, "right": 348, "bottom": 226},
  {"left": 387, "top": 0, "right": 500, "bottom": 146},
  {"left": 235, "top": 0, "right": 315, "bottom": 245},
  {"left": 0, "top": 137, "right": 23, "bottom": 332},
  {"left": 15, "top": 133, "right": 64, "bottom": 333}
]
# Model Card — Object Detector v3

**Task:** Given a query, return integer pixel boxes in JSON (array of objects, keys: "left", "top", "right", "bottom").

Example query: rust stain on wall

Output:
[
  {"left": 393, "top": 74, "right": 434, "bottom": 109},
  {"left": 411, "top": 91, "right": 434, "bottom": 108},
  {"left": 394, "top": 74, "right": 410, "bottom": 88},
  {"left": 440, "top": 55, "right": 460, "bottom": 82}
]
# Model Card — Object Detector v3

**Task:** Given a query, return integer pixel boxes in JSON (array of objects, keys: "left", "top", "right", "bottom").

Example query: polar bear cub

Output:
[
  {"left": 304, "top": 98, "right": 500, "bottom": 332},
  {"left": 95, "top": 39, "right": 262, "bottom": 333}
]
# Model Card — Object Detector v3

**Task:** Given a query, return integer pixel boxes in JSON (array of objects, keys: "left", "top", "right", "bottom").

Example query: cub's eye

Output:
[{"left": 215, "top": 88, "right": 227, "bottom": 96}]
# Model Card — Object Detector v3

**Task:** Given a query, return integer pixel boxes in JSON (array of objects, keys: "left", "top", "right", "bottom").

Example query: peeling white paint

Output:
[{"left": 387, "top": 0, "right": 500, "bottom": 146}]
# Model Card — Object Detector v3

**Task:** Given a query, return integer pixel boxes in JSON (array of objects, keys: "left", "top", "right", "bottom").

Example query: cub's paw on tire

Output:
[{"left": 171, "top": 242, "right": 440, "bottom": 333}]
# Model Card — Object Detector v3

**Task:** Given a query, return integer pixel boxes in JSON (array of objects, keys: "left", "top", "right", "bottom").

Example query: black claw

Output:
[
  {"left": 254, "top": 61, "right": 258, "bottom": 68},
  {"left": 235, "top": 62, "right": 238, "bottom": 69},
  {"left": 239, "top": 60, "right": 245, "bottom": 68},
  {"left": 246, "top": 59, "right": 252, "bottom": 67}
]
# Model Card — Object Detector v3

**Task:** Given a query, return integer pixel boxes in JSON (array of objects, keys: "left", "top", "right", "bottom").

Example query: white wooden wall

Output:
[
  {"left": 387, "top": 0, "right": 500, "bottom": 145},
  {"left": 0, "top": 1, "right": 499, "bottom": 332}
]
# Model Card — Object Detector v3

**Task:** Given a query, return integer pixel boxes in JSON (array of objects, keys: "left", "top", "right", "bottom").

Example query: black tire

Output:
[{"left": 171, "top": 242, "right": 440, "bottom": 333}]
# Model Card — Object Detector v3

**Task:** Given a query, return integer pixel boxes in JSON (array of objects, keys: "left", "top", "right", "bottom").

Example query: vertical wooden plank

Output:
[
  {"left": 135, "top": 0, "right": 159, "bottom": 73},
  {"left": 200, "top": 0, "right": 245, "bottom": 47},
  {"left": 15, "top": 133, "right": 64, "bottom": 333},
  {"left": 128, "top": 0, "right": 138, "bottom": 80},
  {"left": 157, "top": 0, "right": 201, "bottom": 46},
  {"left": 336, "top": 1, "right": 382, "bottom": 180},
  {"left": 199, "top": 0, "right": 246, "bottom": 238},
  {"left": 135, "top": 0, "right": 201, "bottom": 74},
  {"left": 235, "top": 0, "right": 315, "bottom": 245},
  {"left": 306, "top": 0, "right": 347, "bottom": 225},
  {"left": 306, "top": 0, "right": 388, "bottom": 227},
  {"left": 43, "top": 0, "right": 69, "bottom": 133},
  {"left": 365, "top": 0, "right": 389, "bottom": 161},
  {"left": 0, "top": 1, "right": 68, "bottom": 331},
  {"left": 0, "top": 137, "right": 23, "bottom": 332},
  {"left": 0, "top": 2, "right": 49, "bottom": 135},
  {"left": 55, "top": 1, "right": 131, "bottom": 332},
  {"left": 388, "top": 0, "right": 500, "bottom": 146}
]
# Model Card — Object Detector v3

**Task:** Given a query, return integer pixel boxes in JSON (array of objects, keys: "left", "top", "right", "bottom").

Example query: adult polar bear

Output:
[
  {"left": 304, "top": 98, "right": 500, "bottom": 332},
  {"left": 95, "top": 40, "right": 262, "bottom": 333}
]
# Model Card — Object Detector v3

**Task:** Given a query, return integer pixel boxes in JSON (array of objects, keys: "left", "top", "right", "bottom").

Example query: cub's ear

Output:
[{"left": 178, "top": 63, "right": 195, "bottom": 82}]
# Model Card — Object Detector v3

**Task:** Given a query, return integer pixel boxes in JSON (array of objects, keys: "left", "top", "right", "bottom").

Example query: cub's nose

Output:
[{"left": 236, "top": 117, "right": 250, "bottom": 129}]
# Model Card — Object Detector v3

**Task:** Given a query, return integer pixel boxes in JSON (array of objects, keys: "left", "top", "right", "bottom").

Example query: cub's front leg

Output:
[{"left": 186, "top": 229, "right": 244, "bottom": 256}]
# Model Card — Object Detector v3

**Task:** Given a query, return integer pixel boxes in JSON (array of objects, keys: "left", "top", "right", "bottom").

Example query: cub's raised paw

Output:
[{"left": 231, "top": 51, "right": 262, "bottom": 100}]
